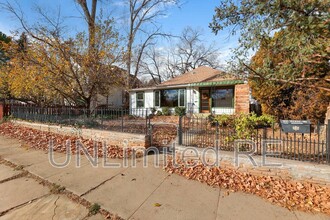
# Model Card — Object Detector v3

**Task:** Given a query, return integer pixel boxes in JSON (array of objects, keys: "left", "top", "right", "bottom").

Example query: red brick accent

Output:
[
  {"left": 235, "top": 84, "right": 250, "bottom": 114},
  {"left": 0, "top": 103, "right": 3, "bottom": 121}
]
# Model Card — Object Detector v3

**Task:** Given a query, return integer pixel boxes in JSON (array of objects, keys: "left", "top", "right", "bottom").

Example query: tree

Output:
[
  {"left": 210, "top": 0, "right": 330, "bottom": 120},
  {"left": 1, "top": 0, "right": 122, "bottom": 108},
  {"left": 140, "top": 27, "right": 223, "bottom": 84},
  {"left": 5, "top": 33, "right": 65, "bottom": 105},
  {"left": 172, "top": 27, "right": 222, "bottom": 74},
  {"left": 140, "top": 47, "right": 164, "bottom": 84},
  {"left": 0, "top": 31, "right": 11, "bottom": 65},
  {"left": 250, "top": 32, "right": 330, "bottom": 122},
  {"left": 125, "top": 0, "right": 179, "bottom": 88},
  {"left": 0, "top": 31, "right": 12, "bottom": 100}
]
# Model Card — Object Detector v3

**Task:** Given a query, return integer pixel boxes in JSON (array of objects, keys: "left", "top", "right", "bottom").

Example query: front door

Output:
[{"left": 200, "top": 88, "right": 210, "bottom": 113}]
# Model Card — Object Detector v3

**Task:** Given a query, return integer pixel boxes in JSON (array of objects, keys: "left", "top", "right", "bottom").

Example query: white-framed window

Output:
[
  {"left": 136, "top": 92, "right": 144, "bottom": 108},
  {"left": 178, "top": 89, "right": 185, "bottom": 107},
  {"left": 158, "top": 89, "right": 186, "bottom": 107}
]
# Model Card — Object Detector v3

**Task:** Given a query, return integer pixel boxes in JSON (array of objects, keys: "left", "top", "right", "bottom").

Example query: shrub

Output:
[
  {"left": 255, "top": 114, "right": 275, "bottom": 127},
  {"left": 174, "top": 107, "right": 186, "bottom": 116},
  {"left": 162, "top": 107, "right": 171, "bottom": 116},
  {"left": 214, "top": 114, "right": 235, "bottom": 126},
  {"left": 234, "top": 113, "right": 257, "bottom": 139},
  {"left": 234, "top": 113, "right": 275, "bottom": 139},
  {"left": 209, "top": 113, "right": 275, "bottom": 139},
  {"left": 156, "top": 110, "right": 163, "bottom": 116}
]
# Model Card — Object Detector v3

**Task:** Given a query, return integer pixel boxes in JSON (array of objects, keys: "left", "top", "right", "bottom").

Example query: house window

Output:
[
  {"left": 160, "top": 89, "right": 185, "bottom": 107},
  {"left": 212, "top": 88, "right": 234, "bottom": 108},
  {"left": 178, "top": 89, "right": 185, "bottom": 107},
  {"left": 154, "top": 90, "right": 160, "bottom": 107},
  {"left": 136, "top": 92, "right": 144, "bottom": 108}
]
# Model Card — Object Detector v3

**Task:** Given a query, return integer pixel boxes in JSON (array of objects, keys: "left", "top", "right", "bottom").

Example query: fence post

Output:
[
  {"left": 68, "top": 107, "right": 71, "bottom": 124},
  {"left": 215, "top": 121, "right": 219, "bottom": 150},
  {"left": 121, "top": 108, "right": 124, "bottom": 132},
  {"left": 145, "top": 108, "right": 148, "bottom": 135},
  {"left": 262, "top": 127, "right": 267, "bottom": 139},
  {"left": 327, "top": 120, "right": 330, "bottom": 164},
  {"left": 178, "top": 116, "right": 183, "bottom": 145}
]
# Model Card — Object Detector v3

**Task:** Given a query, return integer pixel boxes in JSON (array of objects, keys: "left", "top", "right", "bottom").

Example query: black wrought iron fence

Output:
[
  {"left": 178, "top": 116, "right": 330, "bottom": 164},
  {"left": 9, "top": 105, "right": 152, "bottom": 134}
]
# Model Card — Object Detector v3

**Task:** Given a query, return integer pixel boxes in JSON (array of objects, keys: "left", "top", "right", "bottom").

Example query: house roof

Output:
[
  {"left": 159, "top": 66, "right": 221, "bottom": 86},
  {"left": 130, "top": 66, "right": 244, "bottom": 92}
]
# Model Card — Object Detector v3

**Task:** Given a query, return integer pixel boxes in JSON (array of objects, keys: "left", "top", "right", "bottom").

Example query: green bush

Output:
[
  {"left": 156, "top": 110, "right": 163, "bottom": 116},
  {"left": 209, "top": 113, "right": 275, "bottom": 139},
  {"left": 161, "top": 107, "right": 171, "bottom": 116},
  {"left": 234, "top": 114, "right": 257, "bottom": 139},
  {"left": 255, "top": 114, "right": 275, "bottom": 127},
  {"left": 213, "top": 114, "right": 235, "bottom": 126},
  {"left": 174, "top": 107, "right": 186, "bottom": 116},
  {"left": 234, "top": 113, "right": 275, "bottom": 139}
]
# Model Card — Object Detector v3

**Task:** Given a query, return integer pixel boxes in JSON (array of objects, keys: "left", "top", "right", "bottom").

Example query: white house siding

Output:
[
  {"left": 129, "top": 86, "right": 237, "bottom": 115},
  {"left": 129, "top": 90, "right": 154, "bottom": 116},
  {"left": 144, "top": 90, "right": 154, "bottom": 108},
  {"left": 129, "top": 92, "right": 136, "bottom": 110},
  {"left": 186, "top": 86, "right": 199, "bottom": 114}
]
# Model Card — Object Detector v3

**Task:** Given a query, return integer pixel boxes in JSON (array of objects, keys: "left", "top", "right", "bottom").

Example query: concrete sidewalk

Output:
[{"left": 0, "top": 135, "right": 328, "bottom": 220}]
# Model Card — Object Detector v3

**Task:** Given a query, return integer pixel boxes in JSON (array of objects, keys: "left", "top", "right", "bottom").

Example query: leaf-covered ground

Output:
[
  {"left": 165, "top": 158, "right": 330, "bottom": 215},
  {"left": 0, "top": 122, "right": 134, "bottom": 158}
]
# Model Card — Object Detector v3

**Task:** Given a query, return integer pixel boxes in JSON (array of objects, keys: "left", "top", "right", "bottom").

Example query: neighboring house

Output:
[
  {"left": 91, "top": 67, "right": 141, "bottom": 110},
  {"left": 129, "top": 66, "right": 250, "bottom": 115}
]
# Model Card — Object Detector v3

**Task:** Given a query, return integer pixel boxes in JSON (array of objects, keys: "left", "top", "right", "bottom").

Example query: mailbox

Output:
[{"left": 280, "top": 120, "right": 311, "bottom": 134}]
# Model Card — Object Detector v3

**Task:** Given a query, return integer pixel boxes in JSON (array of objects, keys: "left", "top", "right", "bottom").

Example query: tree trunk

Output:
[
  {"left": 85, "top": 97, "right": 91, "bottom": 117},
  {"left": 325, "top": 103, "right": 330, "bottom": 124},
  {"left": 321, "top": 102, "right": 330, "bottom": 140}
]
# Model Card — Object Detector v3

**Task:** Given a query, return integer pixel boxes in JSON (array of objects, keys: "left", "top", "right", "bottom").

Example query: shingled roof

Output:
[
  {"left": 130, "top": 66, "right": 243, "bottom": 91},
  {"left": 159, "top": 66, "right": 221, "bottom": 87}
]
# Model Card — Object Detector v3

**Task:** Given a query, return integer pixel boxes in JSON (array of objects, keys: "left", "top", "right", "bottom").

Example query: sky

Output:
[{"left": 0, "top": 0, "right": 240, "bottom": 63}]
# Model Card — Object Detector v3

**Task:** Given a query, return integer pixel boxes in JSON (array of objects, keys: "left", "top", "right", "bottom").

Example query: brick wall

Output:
[
  {"left": 235, "top": 84, "right": 250, "bottom": 114},
  {"left": 0, "top": 103, "right": 3, "bottom": 121}
]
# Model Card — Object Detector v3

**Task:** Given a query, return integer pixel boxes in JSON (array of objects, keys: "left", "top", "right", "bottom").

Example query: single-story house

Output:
[{"left": 129, "top": 66, "right": 250, "bottom": 115}]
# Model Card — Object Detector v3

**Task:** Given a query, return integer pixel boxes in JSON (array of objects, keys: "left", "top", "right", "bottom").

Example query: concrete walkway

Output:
[{"left": 0, "top": 135, "right": 328, "bottom": 220}]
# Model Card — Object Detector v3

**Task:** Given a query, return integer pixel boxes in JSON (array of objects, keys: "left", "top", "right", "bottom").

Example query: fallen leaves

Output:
[
  {"left": 0, "top": 122, "right": 135, "bottom": 159},
  {"left": 152, "top": 124, "right": 177, "bottom": 147},
  {"left": 164, "top": 157, "right": 330, "bottom": 215},
  {"left": 154, "top": 203, "right": 162, "bottom": 207}
]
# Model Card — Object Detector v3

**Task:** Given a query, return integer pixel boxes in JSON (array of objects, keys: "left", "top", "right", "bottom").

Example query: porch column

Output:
[{"left": 235, "top": 84, "right": 250, "bottom": 114}]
